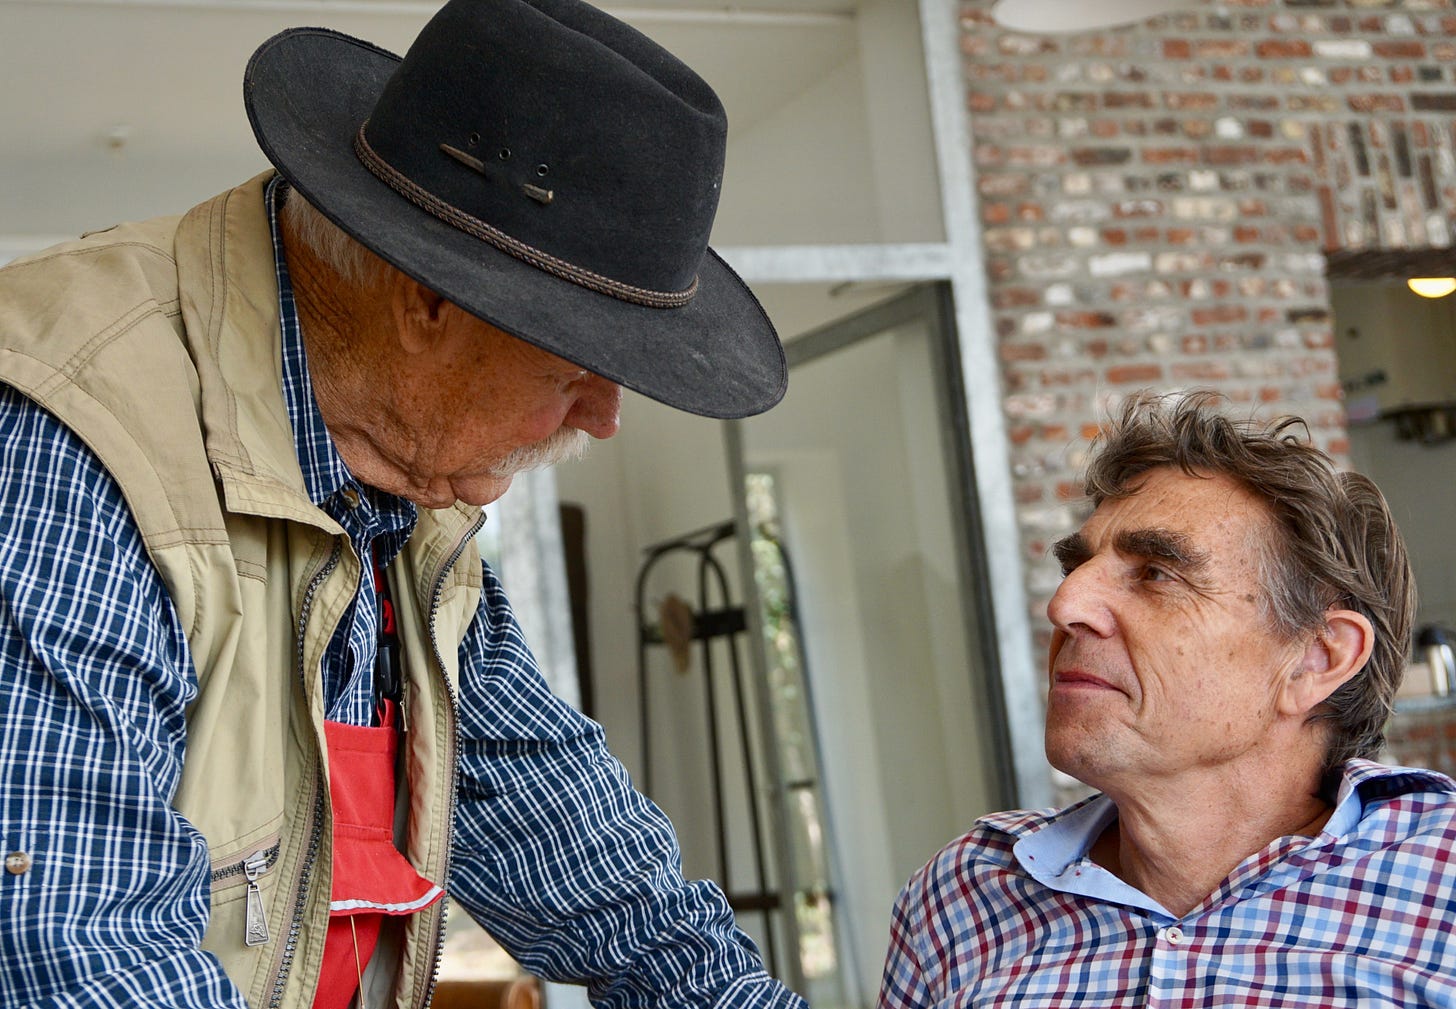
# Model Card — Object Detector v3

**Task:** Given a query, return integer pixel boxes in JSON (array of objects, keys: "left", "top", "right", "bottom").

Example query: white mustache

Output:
[{"left": 486, "top": 426, "right": 590, "bottom": 478}]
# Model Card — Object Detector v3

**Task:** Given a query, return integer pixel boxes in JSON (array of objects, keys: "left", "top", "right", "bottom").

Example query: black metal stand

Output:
[{"left": 634, "top": 520, "right": 781, "bottom": 974}]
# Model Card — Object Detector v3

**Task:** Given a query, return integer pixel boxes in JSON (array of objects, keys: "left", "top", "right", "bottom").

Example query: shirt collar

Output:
[
  {"left": 1013, "top": 792, "right": 1115, "bottom": 877},
  {"left": 1005, "top": 759, "right": 1454, "bottom": 920},
  {"left": 1325, "top": 757, "right": 1456, "bottom": 836},
  {"left": 1009, "top": 759, "right": 1455, "bottom": 856},
  {"left": 265, "top": 175, "right": 362, "bottom": 510}
]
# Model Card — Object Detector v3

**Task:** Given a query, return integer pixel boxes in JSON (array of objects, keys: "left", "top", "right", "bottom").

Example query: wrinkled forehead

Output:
[{"left": 1080, "top": 465, "right": 1278, "bottom": 557}]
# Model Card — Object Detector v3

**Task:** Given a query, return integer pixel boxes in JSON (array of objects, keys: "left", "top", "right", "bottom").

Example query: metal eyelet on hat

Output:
[
  {"left": 439, "top": 142, "right": 555, "bottom": 206},
  {"left": 524, "top": 163, "right": 553, "bottom": 205}
]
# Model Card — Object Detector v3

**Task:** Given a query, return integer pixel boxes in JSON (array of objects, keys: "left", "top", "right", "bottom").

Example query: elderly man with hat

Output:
[{"left": 0, "top": 2, "right": 799, "bottom": 1008}]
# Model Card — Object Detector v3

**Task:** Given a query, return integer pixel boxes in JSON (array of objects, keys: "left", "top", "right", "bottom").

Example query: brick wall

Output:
[
  {"left": 960, "top": 0, "right": 1456, "bottom": 647},
  {"left": 1385, "top": 700, "right": 1456, "bottom": 775}
]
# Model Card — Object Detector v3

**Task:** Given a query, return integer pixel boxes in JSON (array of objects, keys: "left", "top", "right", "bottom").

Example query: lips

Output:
[
  {"left": 1050, "top": 668, "right": 1122, "bottom": 692},
  {"left": 1048, "top": 635, "right": 1128, "bottom": 694}
]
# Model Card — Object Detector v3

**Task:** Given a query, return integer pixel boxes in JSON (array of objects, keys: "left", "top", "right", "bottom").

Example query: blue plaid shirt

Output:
[
  {"left": 0, "top": 178, "right": 798, "bottom": 1009},
  {"left": 881, "top": 760, "right": 1456, "bottom": 1008}
]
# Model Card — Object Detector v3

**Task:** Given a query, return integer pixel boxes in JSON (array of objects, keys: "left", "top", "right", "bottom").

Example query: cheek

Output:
[
  {"left": 1124, "top": 630, "right": 1192, "bottom": 708},
  {"left": 476, "top": 385, "right": 573, "bottom": 443},
  {"left": 517, "top": 401, "right": 574, "bottom": 443}
]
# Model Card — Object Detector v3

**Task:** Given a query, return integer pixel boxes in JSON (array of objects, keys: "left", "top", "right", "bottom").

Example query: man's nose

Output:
[
  {"left": 564, "top": 374, "right": 623, "bottom": 440},
  {"left": 1046, "top": 560, "right": 1116, "bottom": 637}
]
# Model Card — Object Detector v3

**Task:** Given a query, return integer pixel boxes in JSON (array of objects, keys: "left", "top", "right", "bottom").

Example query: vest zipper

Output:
[
  {"left": 414, "top": 512, "right": 485, "bottom": 1009},
  {"left": 269, "top": 538, "right": 344, "bottom": 1009},
  {"left": 209, "top": 843, "right": 282, "bottom": 948},
  {"left": 244, "top": 848, "right": 273, "bottom": 947}
]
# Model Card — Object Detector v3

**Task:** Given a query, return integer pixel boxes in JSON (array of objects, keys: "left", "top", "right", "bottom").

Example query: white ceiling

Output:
[{"left": 0, "top": 0, "right": 859, "bottom": 235}]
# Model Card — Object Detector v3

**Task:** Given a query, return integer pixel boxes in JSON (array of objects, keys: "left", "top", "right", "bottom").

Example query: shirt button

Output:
[
  {"left": 5, "top": 851, "right": 32, "bottom": 875},
  {"left": 1162, "top": 926, "right": 1184, "bottom": 945},
  {"left": 341, "top": 487, "right": 362, "bottom": 509}
]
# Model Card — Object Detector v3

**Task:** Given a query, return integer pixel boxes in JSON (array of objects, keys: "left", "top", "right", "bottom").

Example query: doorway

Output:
[{"left": 726, "top": 283, "right": 1011, "bottom": 1006}]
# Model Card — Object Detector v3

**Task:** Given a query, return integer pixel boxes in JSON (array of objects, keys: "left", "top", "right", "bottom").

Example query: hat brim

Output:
[{"left": 244, "top": 28, "right": 785, "bottom": 420}]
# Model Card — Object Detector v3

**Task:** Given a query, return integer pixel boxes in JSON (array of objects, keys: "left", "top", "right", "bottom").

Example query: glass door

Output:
[{"left": 727, "top": 283, "right": 1011, "bottom": 1008}]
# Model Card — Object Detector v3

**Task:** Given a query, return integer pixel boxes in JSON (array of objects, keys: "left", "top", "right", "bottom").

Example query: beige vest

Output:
[{"left": 0, "top": 173, "right": 484, "bottom": 1009}]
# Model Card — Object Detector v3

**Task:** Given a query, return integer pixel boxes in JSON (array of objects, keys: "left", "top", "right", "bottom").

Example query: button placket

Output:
[{"left": 1146, "top": 922, "right": 1190, "bottom": 1008}]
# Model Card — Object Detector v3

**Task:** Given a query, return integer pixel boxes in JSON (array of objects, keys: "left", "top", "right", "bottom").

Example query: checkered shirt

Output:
[
  {"left": 0, "top": 178, "right": 799, "bottom": 1009},
  {"left": 880, "top": 760, "right": 1456, "bottom": 1008}
]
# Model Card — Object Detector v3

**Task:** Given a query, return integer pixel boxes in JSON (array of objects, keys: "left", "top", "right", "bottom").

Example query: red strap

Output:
[{"left": 315, "top": 916, "right": 385, "bottom": 1009}]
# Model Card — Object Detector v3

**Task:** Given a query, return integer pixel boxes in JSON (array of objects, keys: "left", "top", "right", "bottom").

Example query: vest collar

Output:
[{"left": 173, "top": 172, "right": 482, "bottom": 556}]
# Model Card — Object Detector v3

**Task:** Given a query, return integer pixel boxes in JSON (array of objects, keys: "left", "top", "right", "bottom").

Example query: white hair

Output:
[{"left": 279, "top": 189, "right": 393, "bottom": 289}]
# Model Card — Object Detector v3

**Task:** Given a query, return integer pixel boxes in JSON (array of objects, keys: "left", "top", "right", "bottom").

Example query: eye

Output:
[{"left": 1141, "top": 564, "right": 1174, "bottom": 582}]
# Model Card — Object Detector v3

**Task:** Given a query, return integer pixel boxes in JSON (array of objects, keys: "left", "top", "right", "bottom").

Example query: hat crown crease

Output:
[{"left": 360, "top": 0, "right": 725, "bottom": 295}]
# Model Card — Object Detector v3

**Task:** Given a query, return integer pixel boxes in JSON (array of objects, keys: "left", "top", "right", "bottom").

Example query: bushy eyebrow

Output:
[
  {"left": 1052, "top": 532, "right": 1091, "bottom": 573},
  {"left": 1117, "top": 528, "right": 1209, "bottom": 572},
  {"left": 1052, "top": 527, "right": 1210, "bottom": 574}
]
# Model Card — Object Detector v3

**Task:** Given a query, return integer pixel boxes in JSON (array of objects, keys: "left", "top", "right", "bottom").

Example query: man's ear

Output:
[
  {"left": 390, "top": 273, "right": 448, "bottom": 356},
  {"left": 1280, "top": 609, "right": 1375, "bottom": 716}
]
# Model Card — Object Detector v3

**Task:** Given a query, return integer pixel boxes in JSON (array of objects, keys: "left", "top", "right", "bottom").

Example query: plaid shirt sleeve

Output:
[
  {"left": 448, "top": 563, "right": 805, "bottom": 1009},
  {"left": 879, "top": 866, "right": 935, "bottom": 1009},
  {"left": 0, "top": 387, "right": 247, "bottom": 1007}
]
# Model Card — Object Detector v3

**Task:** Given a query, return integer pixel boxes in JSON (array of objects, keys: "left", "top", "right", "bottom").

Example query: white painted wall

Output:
[
  {"left": 712, "top": 1, "right": 943, "bottom": 248},
  {"left": 716, "top": 55, "right": 880, "bottom": 246},
  {"left": 856, "top": 0, "right": 944, "bottom": 244}
]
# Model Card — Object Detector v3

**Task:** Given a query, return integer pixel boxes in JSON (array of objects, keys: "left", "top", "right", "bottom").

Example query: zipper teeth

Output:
[
  {"left": 269, "top": 539, "right": 343, "bottom": 1009},
  {"left": 417, "top": 513, "right": 485, "bottom": 1009},
  {"left": 210, "top": 842, "right": 282, "bottom": 884},
  {"left": 270, "top": 778, "right": 325, "bottom": 1009}
]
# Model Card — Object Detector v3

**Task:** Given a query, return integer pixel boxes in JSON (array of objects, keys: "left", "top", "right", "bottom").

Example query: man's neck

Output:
[
  {"left": 1089, "top": 759, "right": 1333, "bottom": 918},
  {"left": 282, "top": 230, "right": 400, "bottom": 479}
]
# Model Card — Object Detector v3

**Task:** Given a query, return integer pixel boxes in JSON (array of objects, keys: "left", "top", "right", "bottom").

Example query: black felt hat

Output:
[{"left": 243, "top": 0, "right": 784, "bottom": 419}]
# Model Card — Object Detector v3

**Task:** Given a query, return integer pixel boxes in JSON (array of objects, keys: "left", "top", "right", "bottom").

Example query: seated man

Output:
[{"left": 880, "top": 391, "right": 1456, "bottom": 1008}]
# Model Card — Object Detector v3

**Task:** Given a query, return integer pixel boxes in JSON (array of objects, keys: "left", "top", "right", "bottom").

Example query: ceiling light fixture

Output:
[
  {"left": 989, "top": 0, "right": 1204, "bottom": 33},
  {"left": 1407, "top": 277, "right": 1456, "bottom": 299}
]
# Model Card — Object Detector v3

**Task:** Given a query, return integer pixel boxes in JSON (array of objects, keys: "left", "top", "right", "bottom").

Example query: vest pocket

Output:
[{"left": 210, "top": 838, "right": 281, "bottom": 949}]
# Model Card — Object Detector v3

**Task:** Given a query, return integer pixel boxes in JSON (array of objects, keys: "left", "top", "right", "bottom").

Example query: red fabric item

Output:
[{"left": 313, "top": 703, "right": 444, "bottom": 1009}]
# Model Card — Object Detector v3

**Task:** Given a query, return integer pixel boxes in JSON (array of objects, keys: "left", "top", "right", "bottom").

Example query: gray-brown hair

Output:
[{"left": 1081, "top": 390, "right": 1414, "bottom": 775}]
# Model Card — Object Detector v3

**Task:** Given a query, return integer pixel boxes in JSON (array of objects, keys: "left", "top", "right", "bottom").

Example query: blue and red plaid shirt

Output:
[
  {"left": 880, "top": 759, "right": 1456, "bottom": 1008},
  {"left": 0, "top": 178, "right": 798, "bottom": 1009}
]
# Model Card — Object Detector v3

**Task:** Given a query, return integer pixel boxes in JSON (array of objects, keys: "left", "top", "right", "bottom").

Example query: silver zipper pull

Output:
[{"left": 244, "top": 849, "right": 270, "bottom": 947}]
